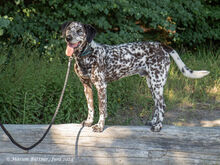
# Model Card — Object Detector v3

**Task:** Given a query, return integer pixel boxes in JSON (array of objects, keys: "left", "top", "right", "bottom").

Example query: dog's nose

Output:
[{"left": 66, "top": 35, "right": 72, "bottom": 42}]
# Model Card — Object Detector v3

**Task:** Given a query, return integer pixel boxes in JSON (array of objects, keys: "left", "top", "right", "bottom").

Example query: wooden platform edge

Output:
[{"left": 0, "top": 124, "right": 220, "bottom": 165}]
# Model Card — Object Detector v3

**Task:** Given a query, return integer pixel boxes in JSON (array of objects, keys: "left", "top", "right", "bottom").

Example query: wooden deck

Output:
[{"left": 0, "top": 124, "right": 220, "bottom": 165}]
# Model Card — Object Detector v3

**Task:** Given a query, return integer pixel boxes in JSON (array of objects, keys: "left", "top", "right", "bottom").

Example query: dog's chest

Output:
[{"left": 74, "top": 54, "right": 99, "bottom": 82}]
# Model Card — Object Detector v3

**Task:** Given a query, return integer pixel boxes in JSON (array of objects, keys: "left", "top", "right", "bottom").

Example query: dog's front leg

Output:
[
  {"left": 82, "top": 83, "right": 94, "bottom": 127},
  {"left": 92, "top": 82, "right": 107, "bottom": 132}
]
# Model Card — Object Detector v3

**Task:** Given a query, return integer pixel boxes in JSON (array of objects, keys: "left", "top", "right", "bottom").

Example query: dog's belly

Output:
[{"left": 105, "top": 65, "right": 142, "bottom": 82}]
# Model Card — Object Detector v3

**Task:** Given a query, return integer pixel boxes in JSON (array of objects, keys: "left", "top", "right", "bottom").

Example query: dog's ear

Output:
[
  {"left": 61, "top": 21, "right": 72, "bottom": 37},
  {"left": 83, "top": 24, "right": 96, "bottom": 43}
]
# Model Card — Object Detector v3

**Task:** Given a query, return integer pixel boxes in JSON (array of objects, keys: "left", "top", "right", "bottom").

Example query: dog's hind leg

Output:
[{"left": 146, "top": 76, "right": 167, "bottom": 132}]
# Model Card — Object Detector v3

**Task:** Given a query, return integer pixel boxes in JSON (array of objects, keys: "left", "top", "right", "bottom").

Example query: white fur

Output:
[{"left": 170, "top": 50, "right": 210, "bottom": 79}]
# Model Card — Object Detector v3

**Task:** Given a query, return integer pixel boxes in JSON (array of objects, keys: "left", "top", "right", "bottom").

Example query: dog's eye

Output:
[{"left": 77, "top": 30, "right": 83, "bottom": 35}]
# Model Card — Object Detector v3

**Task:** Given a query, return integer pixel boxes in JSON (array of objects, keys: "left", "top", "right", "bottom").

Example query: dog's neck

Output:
[
  {"left": 79, "top": 42, "right": 92, "bottom": 57},
  {"left": 74, "top": 41, "right": 98, "bottom": 74},
  {"left": 74, "top": 41, "right": 100, "bottom": 59},
  {"left": 73, "top": 42, "right": 91, "bottom": 59}
]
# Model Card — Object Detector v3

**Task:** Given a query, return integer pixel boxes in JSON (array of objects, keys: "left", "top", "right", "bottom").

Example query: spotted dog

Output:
[{"left": 61, "top": 21, "right": 209, "bottom": 132}]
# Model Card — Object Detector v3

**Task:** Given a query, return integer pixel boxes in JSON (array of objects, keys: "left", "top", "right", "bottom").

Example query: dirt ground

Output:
[
  {"left": 164, "top": 108, "right": 220, "bottom": 127},
  {"left": 108, "top": 103, "right": 220, "bottom": 128}
]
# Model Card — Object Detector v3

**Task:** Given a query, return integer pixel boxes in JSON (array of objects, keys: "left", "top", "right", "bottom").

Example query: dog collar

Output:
[{"left": 79, "top": 44, "right": 92, "bottom": 57}]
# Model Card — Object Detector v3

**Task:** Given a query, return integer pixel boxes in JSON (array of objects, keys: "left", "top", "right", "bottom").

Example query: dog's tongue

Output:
[{"left": 66, "top": 43, "right": 79, "bottom": 56}]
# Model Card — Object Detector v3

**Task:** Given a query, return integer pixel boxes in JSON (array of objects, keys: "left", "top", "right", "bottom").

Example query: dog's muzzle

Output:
[{"left": 65, "top": 42, "right": 82, "bottom": 57}]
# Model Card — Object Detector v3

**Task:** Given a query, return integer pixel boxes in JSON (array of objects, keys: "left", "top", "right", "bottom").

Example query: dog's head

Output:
[{"left": 61, "top": 21, "right": 96, "bottom": 57}]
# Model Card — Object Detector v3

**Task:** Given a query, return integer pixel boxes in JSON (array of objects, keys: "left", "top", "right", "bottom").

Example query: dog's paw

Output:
[
  {"left": 92, "top": 124, "right": 104, "bottom": 132},
  {"left": 150, "top": 123, "right": 162, "bottom": 132},
  {"left": 82, "top": 120, "right": 93, "bottom": 127}
]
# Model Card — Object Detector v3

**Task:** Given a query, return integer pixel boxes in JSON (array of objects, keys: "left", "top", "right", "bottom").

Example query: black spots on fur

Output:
[
  {"left": 93, "top": 50, "right": 99, "bottom": 56},
  {"left": 149, "top": 47, "right": 154, "bottom": 54},
  {"left": 151, "top": 58, "right": 157, "bottom": 63},
  {"left": 140, "top": 45, "right": 145, "bottom": 50},
  {"left": 157, "top": 54, "right": 164, "bottom": 63},
  {"left": 181, "top": 68, "right": 185, "bottom": 73},
  {"left": 186, "top": 67, "right": 193, "bottom": 74},
  {"left": 183, "top": 66, "right": 193, "bottom": 74},
  {"left": 164, "top": 57, "right": 170, "bottom": 67},
  {"left": 136, "top": 53, "right": 141, "bottom": 56},
  {"left": 155, "top": 70, "right": 160, "bottom": 79},
  {"left": 134, "top": 53, "right": 143, "bottom": 59}
]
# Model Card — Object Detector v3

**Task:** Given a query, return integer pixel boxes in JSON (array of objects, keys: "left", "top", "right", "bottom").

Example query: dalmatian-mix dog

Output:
[{"left": 61, "top": 21, "right": 209, "bottom": 132}]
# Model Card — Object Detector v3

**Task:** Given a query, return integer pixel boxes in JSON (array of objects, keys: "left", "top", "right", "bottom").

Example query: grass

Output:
[{"left": 0, "top": 46, "right": 219, "bottom": 125}]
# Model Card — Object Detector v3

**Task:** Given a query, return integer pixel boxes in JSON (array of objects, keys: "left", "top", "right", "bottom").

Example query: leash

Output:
[{"left": 0, "top": 56, "right": 73, "bottom": 151}]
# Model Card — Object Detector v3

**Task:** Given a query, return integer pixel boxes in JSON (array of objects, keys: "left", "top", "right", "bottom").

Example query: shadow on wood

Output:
[{"left": 0, "top": 124, "right": 220, "bottom": 165}]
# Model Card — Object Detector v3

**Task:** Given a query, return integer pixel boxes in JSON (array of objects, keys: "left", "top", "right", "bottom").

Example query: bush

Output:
[
  {"left": 0, "top": 0, "right": 219, "bottom": 58},
  {"left": 0, "top": 0, "right": 219, "bottom": 125}
]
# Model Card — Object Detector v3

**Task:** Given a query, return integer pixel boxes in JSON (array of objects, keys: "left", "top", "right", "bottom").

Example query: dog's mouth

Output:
[{"left": 65, "top": 41, "right": 81, "bottom": 56}]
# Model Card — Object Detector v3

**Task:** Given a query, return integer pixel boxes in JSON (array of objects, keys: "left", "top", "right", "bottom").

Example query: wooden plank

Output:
[{"left": 0, "top": 124, "right": 220, "bottom": 165}]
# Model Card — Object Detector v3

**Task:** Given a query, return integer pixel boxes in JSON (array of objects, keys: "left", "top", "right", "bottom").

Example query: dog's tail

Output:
[{"left": 169, "top": 50, "right": 210, "bottom": 79}]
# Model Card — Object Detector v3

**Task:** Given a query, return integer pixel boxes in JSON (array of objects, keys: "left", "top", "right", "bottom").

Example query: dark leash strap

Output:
[{"left": 0, "top": 56, "right": 73, "bottom": 151}]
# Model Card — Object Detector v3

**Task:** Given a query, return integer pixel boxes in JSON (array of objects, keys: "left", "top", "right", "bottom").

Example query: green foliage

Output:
[
  {"left": 0, "top": 0, "right": 219, "bottom": 125},
  {"left": 0, "top": 0, "right": 219, "bottom": 58}
]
